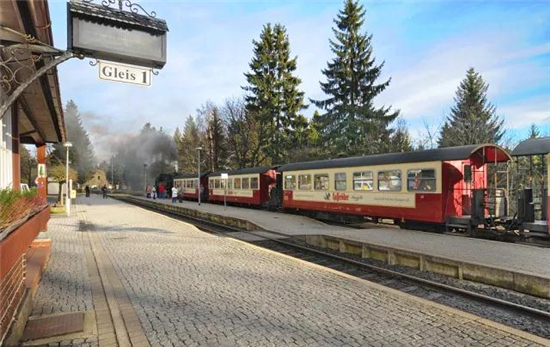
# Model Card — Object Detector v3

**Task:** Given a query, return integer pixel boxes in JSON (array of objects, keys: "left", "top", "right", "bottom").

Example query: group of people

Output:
[
  {"left": 145, "top": 183, "right": 179, "bottom": 203},
  {"left": 84, "top": 185, "right": 109, "bottom": 199}
]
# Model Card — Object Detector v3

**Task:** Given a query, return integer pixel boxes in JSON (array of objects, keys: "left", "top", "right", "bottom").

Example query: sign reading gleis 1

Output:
[{"left": 98, "top": 61, "right": 152, "bottom": 87}]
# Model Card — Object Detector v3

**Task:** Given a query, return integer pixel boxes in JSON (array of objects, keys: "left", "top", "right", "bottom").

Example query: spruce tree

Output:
[
  {"left": 528, "top": 123, "right": 540, "bottom": 139},
  {"left": 51, "top": 100, "right": 95, "bottom": 184},
  {"left": 179, "top": 116, "right": 201, "bottom": 173},
  {"left": 312, "top": 0, "right": 398, "bottom": 156},
  {"left": 243, "top": 23, "right": 307, "bottom": 164},
  {"left": 439, "top": 68, "right": 504, "bottom": 147}
]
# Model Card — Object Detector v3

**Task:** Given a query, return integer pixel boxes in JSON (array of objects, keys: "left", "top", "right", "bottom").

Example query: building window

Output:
[
  {"left": 378, "top": 170, "right": 401, "bottom": 191},
  {"left": 298, "top": 174, "right": 312, "bottom": 190},
  {"left": 242, "top": 177, "right": 250, "bottom": 189},
  {"left": 334, "top": 173, "right": 346, "bottom": 191},
  {"left": 285, "top": 175, "right": 296, "bottom": 190},
  {"left": 353, "top": 171, "right": 373, "bottom": 191},
  {"left": 407, "top": 169, "right": 436, "bottom": 192},
  {"left": 314, "top": 174, "right": 329, "bottom": 190},
  {"left": 250, "top": 177, "right": 259, "bottom": 190}
]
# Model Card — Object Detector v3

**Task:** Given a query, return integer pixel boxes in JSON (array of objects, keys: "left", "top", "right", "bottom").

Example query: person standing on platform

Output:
[
  {"left": 159, "top": 183, "right": 165, "bottom": 199},
  {"left": 146, "top": 185, "right": 152, "bottom": 198},
  {"left": 152, "top": 186, "right": 157, "bottom": 200},
  {"left": 171, "top": 186, "right": 178, "bottom": 203},
  {"left": 85, "top": 185, "right": 90, "bottom": 198},
  {"left": 101, "top": 185, "right": 108, "bottom": 199}
]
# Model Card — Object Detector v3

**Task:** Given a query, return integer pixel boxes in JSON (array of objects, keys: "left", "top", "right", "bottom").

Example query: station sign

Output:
[
  {"left": 98, "top": 61, "right": 152, "bottom": 86},
  {"left": 221, "top": 173, "right": 229, "bottom": 180},
  {"left": 67, "top": 0, "right": 168, "bottom": 69}
]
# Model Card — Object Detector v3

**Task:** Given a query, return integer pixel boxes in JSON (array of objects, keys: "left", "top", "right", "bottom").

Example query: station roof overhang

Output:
[
  {"left": 1, "top": 0, "right": 65, "bottom": 146},
  {"left": 277, "top": 144, "right": 512, "bottom": 172},
  {"left": 511, "top": 137, "right": 550, "bottom": 156}
]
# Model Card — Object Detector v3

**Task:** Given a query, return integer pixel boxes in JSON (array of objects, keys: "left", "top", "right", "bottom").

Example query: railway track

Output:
[{"left": 122, "top": 199, "right": 550, "bottom": 340}]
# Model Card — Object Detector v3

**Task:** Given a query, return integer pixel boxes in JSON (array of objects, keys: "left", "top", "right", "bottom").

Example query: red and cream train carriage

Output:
[
  {"left": 208, "top": 166, "right": 278, "bottom": 206},
  {"left": 173, "top": 173, "right": 209, "bottom": 201},
  {"left": 511, "top": 137, "right": 550, "bottom": 234},
  {"left": 277, "top": 144, "right": 511, "bottom": 228}
]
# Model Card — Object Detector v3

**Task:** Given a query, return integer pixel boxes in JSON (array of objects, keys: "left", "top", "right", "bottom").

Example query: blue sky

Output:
[{"left": 48, "top": 0, "right": 550, "bottom": 159}]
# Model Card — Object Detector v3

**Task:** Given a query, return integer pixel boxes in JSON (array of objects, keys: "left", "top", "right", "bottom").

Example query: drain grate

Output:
[{"left": 22, "top": 312, "right": 84, "bottom": 341}]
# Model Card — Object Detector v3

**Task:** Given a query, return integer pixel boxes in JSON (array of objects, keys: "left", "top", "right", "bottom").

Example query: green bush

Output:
[{"left": 0, "top": 188, "right": 46, "bottom": 232}]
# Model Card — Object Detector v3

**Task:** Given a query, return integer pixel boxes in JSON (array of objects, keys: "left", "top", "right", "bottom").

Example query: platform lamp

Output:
[
  {"left": 196, "top": 146, "right": 203, "bottom": 205},
  {"left": 143, "top": 163, "right": 148, "bottom": 194},
  {"left": 63, "top": 142, "right": 73, "bottom": 216}
]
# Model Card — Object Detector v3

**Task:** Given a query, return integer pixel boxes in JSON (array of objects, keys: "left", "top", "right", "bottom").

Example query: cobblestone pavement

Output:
[
  {"left": 69, "top": 196, "right": 545, "bottom": 347},
  {"left": 30, "top": 214, "right": 97, "bottom": 346}
]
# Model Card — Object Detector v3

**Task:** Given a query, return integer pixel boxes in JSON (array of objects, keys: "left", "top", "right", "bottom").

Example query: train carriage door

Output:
[{"left": 462, "top": 162, "right": 472, "bottom": 215}]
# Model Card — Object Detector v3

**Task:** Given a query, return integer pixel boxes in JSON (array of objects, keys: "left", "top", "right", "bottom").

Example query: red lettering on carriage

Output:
[{"left": 332, "top": 192, "right": 350, "bottom": 201}]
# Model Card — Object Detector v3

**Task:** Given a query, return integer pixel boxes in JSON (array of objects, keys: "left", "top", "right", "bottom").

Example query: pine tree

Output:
[
  {"left": 528, "top": 123, "right": 540, "bottom": 139},
  {"left": 50, "top": 100, "right": 95, "bottom": 184},
  {"left": 243, "top": 23, "right": 307, "bottom": 164},
  {"left": 387, "top": 118, "right": 412, "bottom": 152},
  {"left": 439, "top": 68, "right": 504, "bottom": 147},
  {"left": 205, "top": 105, "right": 227, "bottom": 171},
  {"left": 178, "top": 116, "right": 201, "bottom": 173},
  {"left": 312, "top": 0, "right": 398, "bottom": 156}
]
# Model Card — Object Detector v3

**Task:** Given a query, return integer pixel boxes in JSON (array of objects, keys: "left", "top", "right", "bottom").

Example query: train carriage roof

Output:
[
  {"left": 511, "top": 137, "right": 550, "bottom": 156},
  {"left": 209, "top": 166, "right": 278, "bottom": 177},
  {"left": 278, "top": 144, "right": 511, "bottom": 172},
  {"left": 174, "top": 172, "right": 210, "bottom": 179}
]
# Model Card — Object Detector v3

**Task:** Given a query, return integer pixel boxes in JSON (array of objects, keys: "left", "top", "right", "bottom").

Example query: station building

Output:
[{"left": 0, "top": 0, "right": 65, "bottom": 342}]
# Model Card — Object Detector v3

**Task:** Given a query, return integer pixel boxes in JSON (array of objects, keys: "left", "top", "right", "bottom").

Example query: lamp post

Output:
[
  {"left": 63, "top": 142, "right": 73, "bottom": 217},
  {"left": 196, "top": 147, "right": 202, "bottom": 205},
  {"left": 143, "top": 163, "right": 148, "bottom": 195}
]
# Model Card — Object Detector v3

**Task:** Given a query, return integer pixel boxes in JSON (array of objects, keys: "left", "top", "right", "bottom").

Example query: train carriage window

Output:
[
  {"left": 242, "top": 177, "right": 250, "bottom": 189},
  {"left": 378, "top": 170, "right": 402, "bottom": 191},
  {"left": 228, "top": 178, "right": 233, "bottom": 189},
  {"left": 285, "top": 175, "right": 296, "bottom": 190},
  {"left": 407, "top": 169, "right": 436, "bottom": 192},
  {"left": 335, "top": 173, "right": 347, "bottom": 191},
  {"left": 194, "top": 179, "right": 198, "bottom": 189},
  {"left": 314, "top": 174, "right": 329, "bottom": 190},
  {"left": 298, "top": 174, "right": 312, "bottom": 190},
  {"left": 234, "top": 178, "right": 241, "bottom": 189},
  {"left": 215, "top": 179, "right": 221, "bottom": 189},
  {"left": 353, "top": 171, "right": 373, "bottom": 191},
  {"left": 250, "top": 177, "right": 259, "bottom": 190}
]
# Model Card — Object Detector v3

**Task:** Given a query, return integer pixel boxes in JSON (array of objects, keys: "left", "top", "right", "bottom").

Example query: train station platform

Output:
[
  {"left": 25, "top": 196, "right": 548, "bottom": 346},
  {"left": 116, "top": 195, "right": 550, "bottom": 299}
]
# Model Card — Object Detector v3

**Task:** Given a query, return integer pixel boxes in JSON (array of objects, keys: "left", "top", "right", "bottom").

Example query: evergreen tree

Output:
[
  {"left": 178, "top": 116, "right": 201, "bottom": 173},
  {"left": 204, "top": 104, "right": 227, "bottom": 171},
  {"left": 243, "top": 23, "right": 307, "bottom": 164},
  {"left": 528, "top": 123, "right": 540, "bottom": 139},
  {"left": 51, "top": 100, "right": 95, "bottom": 184},
  {"left": 439, "top": 68, "right": 504, "bottom": 147},
  {"left": 312, "top": 0, "right": 398, "bottom": 156},
  {"left": 387, "top": 118, "right": 412, "bottom": 152}
]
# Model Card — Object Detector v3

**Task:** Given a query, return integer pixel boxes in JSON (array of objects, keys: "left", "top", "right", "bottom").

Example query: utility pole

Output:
[
  {"left": 64, "top": 142, "right": 73, "bottom": 216},
  {"left": 197, "top": 147, "right": 202, "bottom": 205}
]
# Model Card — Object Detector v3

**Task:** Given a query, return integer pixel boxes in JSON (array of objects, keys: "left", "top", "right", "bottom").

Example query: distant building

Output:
[{"left": 84, "top": 169, "right": 110, "bottom": 189}]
